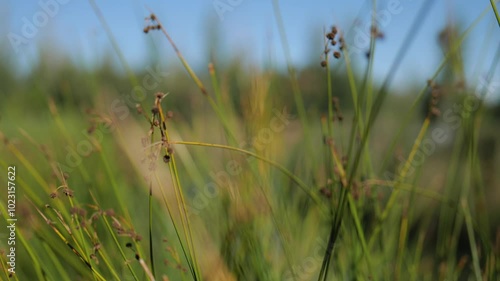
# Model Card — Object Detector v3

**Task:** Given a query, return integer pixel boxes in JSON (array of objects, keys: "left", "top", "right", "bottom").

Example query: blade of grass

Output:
[
  {"left": 148, "top": 11, "right": 237, "bottom": 145},
  {"left": 30, "top": 199, "right": 106, "bottom": 281},
  {"left": 319, "top": 2, "right": 436, "bottom": 279},
  {"left": 461, "top": 200, "right": 482, "bottom": 281},
  {"left": 0, "top": 192, "right": 44, "bottom": 280},
  {"left": 489, "top": 0, "right": 500, "bottom": 26},
  {"left": 148, "top": 182, "right": 156, "bottom": 279},
  {"left": 155, "top": 96, "right": 202, "bottom": 280},
  {"left": 88, "top": 0, "right": 139, "bottom": 87},
  {"left": 378, "top": 4, "right": 494, "bottom": 174},
  {"left": 270, "top": 0, "right": 317, "bottom": 170},
  {"left": 169, "top": 140, "right": 328, "bottom": 216}
]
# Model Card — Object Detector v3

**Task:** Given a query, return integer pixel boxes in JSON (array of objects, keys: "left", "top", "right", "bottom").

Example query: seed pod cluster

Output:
[
  {"left": 370, "top": 25, "right": 384, "bottom": 39},
  {"left": 428, "top": 80, "right": 442, "bottom": 118},
  {"left": 143, "top": 14, "right": 161, "bottom": 34},
  {"left": 321, "top": 25, "right": 345, "bottom": 67}
]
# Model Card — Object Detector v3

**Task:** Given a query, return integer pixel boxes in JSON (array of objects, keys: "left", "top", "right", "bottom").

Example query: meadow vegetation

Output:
[{"left": 1, "top": 3, "right": 500, "bottom": 281}]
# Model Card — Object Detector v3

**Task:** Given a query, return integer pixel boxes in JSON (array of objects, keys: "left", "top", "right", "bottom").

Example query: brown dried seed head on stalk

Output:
[
  {"left": 319, "top": 187, "right": 332, "bottom": 199},
  {"left": 163, "top": 154, "right": 171, "bottom": 163},
  {"left": 63, "top": 188, "right": 74, "bottom": 197},
  {"left": 430, "top": 107, "right": 441, "bottom": 117}
]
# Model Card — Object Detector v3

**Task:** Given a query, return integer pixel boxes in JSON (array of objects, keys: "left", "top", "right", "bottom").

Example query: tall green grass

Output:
[{"left": 1, "top": 2, "right": 500, "bottom": 281}]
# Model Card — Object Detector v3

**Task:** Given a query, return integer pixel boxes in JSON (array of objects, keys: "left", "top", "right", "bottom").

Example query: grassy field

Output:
[{"left": 1, "top": 2, "right": 500, "bottom": 281}]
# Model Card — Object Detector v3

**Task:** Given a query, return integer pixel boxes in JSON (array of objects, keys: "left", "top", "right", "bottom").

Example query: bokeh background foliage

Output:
[{"left": 1, "top": 1, "right": 500, "bottom": 280}]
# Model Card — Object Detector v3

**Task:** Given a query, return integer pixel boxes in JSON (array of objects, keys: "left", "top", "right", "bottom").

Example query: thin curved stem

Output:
[{"left": 169, "top": 140, "right": 328, "bottom": 216}]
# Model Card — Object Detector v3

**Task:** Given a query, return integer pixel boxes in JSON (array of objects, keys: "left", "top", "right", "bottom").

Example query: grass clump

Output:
[{"left": 1, "top": 2, "right": 500, "bottom": 281}]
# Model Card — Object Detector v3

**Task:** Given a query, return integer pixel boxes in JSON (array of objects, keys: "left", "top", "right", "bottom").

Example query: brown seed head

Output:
[
  {"left": 370, "top": 25, "right": 378, "bottom": 36},
  {"left": 430, "top": 107, "right": 441, "bottom": 117},
  {"left": 63, "top": 188, "right": 74, "bottom": 197},
  {"left": 319, "top": 187, "right": 332, "bottom": 199},
  {"left": 163, "top": 154, "right": 171, "bottom": 163}
]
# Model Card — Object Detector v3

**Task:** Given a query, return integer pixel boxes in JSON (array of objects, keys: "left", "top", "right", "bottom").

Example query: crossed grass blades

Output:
[{"left": 1, "top": 2, "right": 500, "bottom": 280}]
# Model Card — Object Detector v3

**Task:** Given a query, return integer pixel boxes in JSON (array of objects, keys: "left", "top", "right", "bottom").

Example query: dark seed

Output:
[{"left": 163, "top": 154, "right": 171, "bottom": 163}]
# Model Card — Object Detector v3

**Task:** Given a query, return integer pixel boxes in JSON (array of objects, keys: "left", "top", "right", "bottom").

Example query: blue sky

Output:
[{"left": 2, "top": 0, "right": 500, "bottom": 100}]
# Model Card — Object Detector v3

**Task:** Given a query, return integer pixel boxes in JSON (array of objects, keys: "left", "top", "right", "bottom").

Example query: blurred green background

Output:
[{"left": 1, "top": 1, "right": 500, "bottom": 280}]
